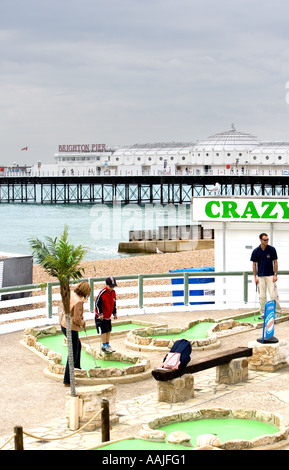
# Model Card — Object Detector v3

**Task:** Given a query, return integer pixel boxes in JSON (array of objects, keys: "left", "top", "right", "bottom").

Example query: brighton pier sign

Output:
[
  {"left": 58, "top": 144, "right": 107, "bottom": 152},
  {"left": 192, "top": 198, "right": 289, "bottom": 222}
]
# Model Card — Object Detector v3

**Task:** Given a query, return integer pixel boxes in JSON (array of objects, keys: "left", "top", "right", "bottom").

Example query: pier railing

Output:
[
  {"left": 1, "top": 271, "right": 289, "bottom": 334},
  {"left": 2, "top": 168, "right": 289, "bottom": 177}
]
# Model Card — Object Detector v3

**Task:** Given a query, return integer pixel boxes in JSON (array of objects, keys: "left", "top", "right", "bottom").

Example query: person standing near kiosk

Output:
[{"left": 250, "top": 233, "right": 282, "bottom": 319}]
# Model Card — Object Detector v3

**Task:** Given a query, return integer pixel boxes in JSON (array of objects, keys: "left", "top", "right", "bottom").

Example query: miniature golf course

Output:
[
  {"left": 95, "top": 418, "right": 279, "bottom": 450},
  {"left": 78, "top": 323, "right": 148, "bottom": 336},
  {"left": 37, "top": 323, "right": 149, "bottom": 371},
  {"left": 158, "top": 417, "right": 279, "bottom": 445},
  {"left": 38, "top": 316, "right": 264, "bottom": 371},
  {"left": 150, "top": 313, "right": 267, "bottom": 342},
  {"left": 234, "top": 314, "right": 263, "bottom": 324},
  {"left": 151, "top": 321, "right": 215, "bottom": 340},
  {"left": 150, "top": 314, "right": 264, "bottom": 342},
  {"left": 38, "top": 333, "right": 132, "bottom": 371}
]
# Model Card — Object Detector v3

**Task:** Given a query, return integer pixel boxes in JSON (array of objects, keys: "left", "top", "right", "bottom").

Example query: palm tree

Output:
[{"left": 28, "top": 225, "right": 88, "bottom": 397}]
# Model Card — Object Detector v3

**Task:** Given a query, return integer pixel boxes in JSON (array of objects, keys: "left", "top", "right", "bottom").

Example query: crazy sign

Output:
[{"left": 192, "top": 198, "right": 289, "bottom": 222}]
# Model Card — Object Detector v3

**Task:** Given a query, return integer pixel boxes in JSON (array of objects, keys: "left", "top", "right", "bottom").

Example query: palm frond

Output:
[{"left": 28, "top": 225, "right": 88, "bottom": 286}]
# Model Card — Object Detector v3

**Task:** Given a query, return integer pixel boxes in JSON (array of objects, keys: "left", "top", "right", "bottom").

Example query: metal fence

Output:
[{"left": 1, "top": 271, "right": 289, "bottom": 334}]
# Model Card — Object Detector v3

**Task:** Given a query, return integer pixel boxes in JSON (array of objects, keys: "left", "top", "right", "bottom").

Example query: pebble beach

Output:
[{"left": 32, "top": 249, "right": 215, "bottom": 284}]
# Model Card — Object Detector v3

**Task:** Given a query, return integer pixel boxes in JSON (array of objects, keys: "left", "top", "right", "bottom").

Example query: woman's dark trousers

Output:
[{"left": 61, "top": 326, "right": 81, "bottom": 385}]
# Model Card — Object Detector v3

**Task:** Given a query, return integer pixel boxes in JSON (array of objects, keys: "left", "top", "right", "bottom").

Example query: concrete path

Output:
[
  {"left": 2, "top": 308, "right": 289, "bottom": 450},
  {"left": 2, "top": 366, "right": 288, "bottom": 450}
]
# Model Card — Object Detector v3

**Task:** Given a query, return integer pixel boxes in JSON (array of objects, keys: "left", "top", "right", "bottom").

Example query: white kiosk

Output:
[{"left": 191, "top": 197, "right": 289, "bottom": 308}]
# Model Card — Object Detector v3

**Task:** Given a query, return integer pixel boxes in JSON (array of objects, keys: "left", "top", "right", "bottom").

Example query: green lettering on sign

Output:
[
  {"left": 202, "top": 199, "right": 289, "bottom": 220},
  {"left": 261, "top": 201, "right": 278, "bottom": 219},
  {"left": 241, "top": 201, "right": 260, "bottom": 219},
  {"left": 205, "top": 201, "right": 220, "bottom": 218},
  {"left": 278, "top": 201, "right": 289, "bottom": 219},
  {"left": 221, "top": 201, "right": 240, "bottom": 218}
]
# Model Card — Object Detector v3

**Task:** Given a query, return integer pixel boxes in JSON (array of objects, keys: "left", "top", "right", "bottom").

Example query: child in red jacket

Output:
[{"left": 95, "top": 276, "right": 118, "bottom": 353}]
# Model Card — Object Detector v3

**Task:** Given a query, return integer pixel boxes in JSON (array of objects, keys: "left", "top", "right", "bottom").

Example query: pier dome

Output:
[{"left": 194, "top": 125, "right": 260, "bottom": 152}]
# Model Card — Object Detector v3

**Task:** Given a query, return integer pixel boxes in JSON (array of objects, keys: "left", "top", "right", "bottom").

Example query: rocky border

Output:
[
  {"left": 20, "top": 325, "right": 151, "bottom": 384},
  {"left": 125, "top": 318, "right": 254, "bottom": 353},
  {"left": 125, "top": 319, "right": 220, "bottom": 352},
  {"left": 220, "top": 311, "right": 289, "bottom": 329},
  {"left": 140, "top": 408, "right": 289, "bottom": 450},
  {"left": 80, "top": 319, "right": 168, "bottom": 339},
  {"left": 207, "top": 319, "right": 254, "bottom": 338},
  {"left": 89, "top": 407, "right": 289, "bottom": 450}
]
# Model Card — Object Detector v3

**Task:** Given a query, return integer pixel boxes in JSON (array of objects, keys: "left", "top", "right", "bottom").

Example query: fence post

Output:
[
  {"left": 89, "top": 278, "right": 94, "bottom": 312},
  {"left": 243, "top": 272, "right": 248, "bottom": 303},
  {"left": 184, "top": 272, "right": 189, "bottom": 306},
  {"left": 138, "top": 274, "right": 143, "bottom": 309},
  {"left": 101, "top": 398, "right": 110, "bottom": 442},
  {"left": 14, "top": 425, "right": 24, "bottom": 450},
  {"left": 46, "top": 282, "right": 53, "bottom": 318}
]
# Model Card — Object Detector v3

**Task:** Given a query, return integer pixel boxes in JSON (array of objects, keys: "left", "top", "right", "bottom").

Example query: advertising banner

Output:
[
  {"left": 258, "top": 300, "right": 278, "bottom": 344},
  {"left": 192, "top": 198, "right": 289, "bottom": 222}
]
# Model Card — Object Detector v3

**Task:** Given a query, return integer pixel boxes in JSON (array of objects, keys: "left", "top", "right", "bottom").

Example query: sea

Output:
[{"left": 0, "top": 202, "right": 191, "bottom": 261}]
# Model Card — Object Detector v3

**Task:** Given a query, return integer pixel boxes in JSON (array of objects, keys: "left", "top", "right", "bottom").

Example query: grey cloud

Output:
[{"left": 1, "top": 0, "right": 289, "bottom": 165}]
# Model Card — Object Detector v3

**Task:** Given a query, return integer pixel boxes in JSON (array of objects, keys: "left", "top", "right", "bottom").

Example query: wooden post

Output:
[
  {"left": 14, "top": 425, "right": 24, "bottom": 450},
  {"left": 69, "top": 396, "right": 80, "bottom": 431},
  {"left": 101, "top": 398, "right": 110, "bottom": 442}
]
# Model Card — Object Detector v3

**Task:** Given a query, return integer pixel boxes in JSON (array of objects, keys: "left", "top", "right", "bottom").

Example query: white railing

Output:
[
  {"left": 1, "top": 271, "right": 288, "bottom": 334},
  {"left": 1, "top": 168, "right": 288, "bottom": 178}
]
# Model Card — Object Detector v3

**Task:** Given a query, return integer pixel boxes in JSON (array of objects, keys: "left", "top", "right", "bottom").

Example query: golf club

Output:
[
  {"left": 254, "top": 283, "right": 258, "bottom": 321},
  {"left": 94, "top": 316, "right": 103, "bottom": 353},
  {"left": 84, "top": 329, "right": 100, "bottom": 368}
]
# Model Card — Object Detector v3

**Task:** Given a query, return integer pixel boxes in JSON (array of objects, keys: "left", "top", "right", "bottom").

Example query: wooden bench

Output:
[{"left": 152, "top": 346, "right": 253, "bottom": 403}]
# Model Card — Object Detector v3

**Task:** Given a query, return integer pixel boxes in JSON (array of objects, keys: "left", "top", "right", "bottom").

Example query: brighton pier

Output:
[{"left": 0, "top": 174, "right": 289, "bottom": 204}]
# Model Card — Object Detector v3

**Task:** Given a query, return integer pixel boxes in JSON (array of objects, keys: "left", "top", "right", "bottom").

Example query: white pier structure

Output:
[{"left": 5, "top": 126, "right": 289, "bottom": 178}]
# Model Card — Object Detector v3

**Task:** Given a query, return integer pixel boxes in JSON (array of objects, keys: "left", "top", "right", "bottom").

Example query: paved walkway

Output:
[
  {"left": 2, "top": 309, "right": 289, "bottom": 451},
  {"left": 1, "top": 366, "right": 288, "bottom": 450}
]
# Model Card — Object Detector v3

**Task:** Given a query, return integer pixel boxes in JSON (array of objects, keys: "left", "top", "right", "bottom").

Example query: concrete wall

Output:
[{"left": 118, "top": 239, "right": 214, "bottom": 254}]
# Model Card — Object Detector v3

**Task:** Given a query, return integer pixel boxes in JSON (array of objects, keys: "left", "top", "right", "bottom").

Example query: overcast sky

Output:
[{"left": 1, "top": 0, "right": 289, "bottom": 166}]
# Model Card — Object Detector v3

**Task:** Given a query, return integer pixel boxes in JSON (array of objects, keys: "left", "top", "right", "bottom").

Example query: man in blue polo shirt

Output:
[{"left": 250, "top": 233, "right": 282, "bottom": 319}]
